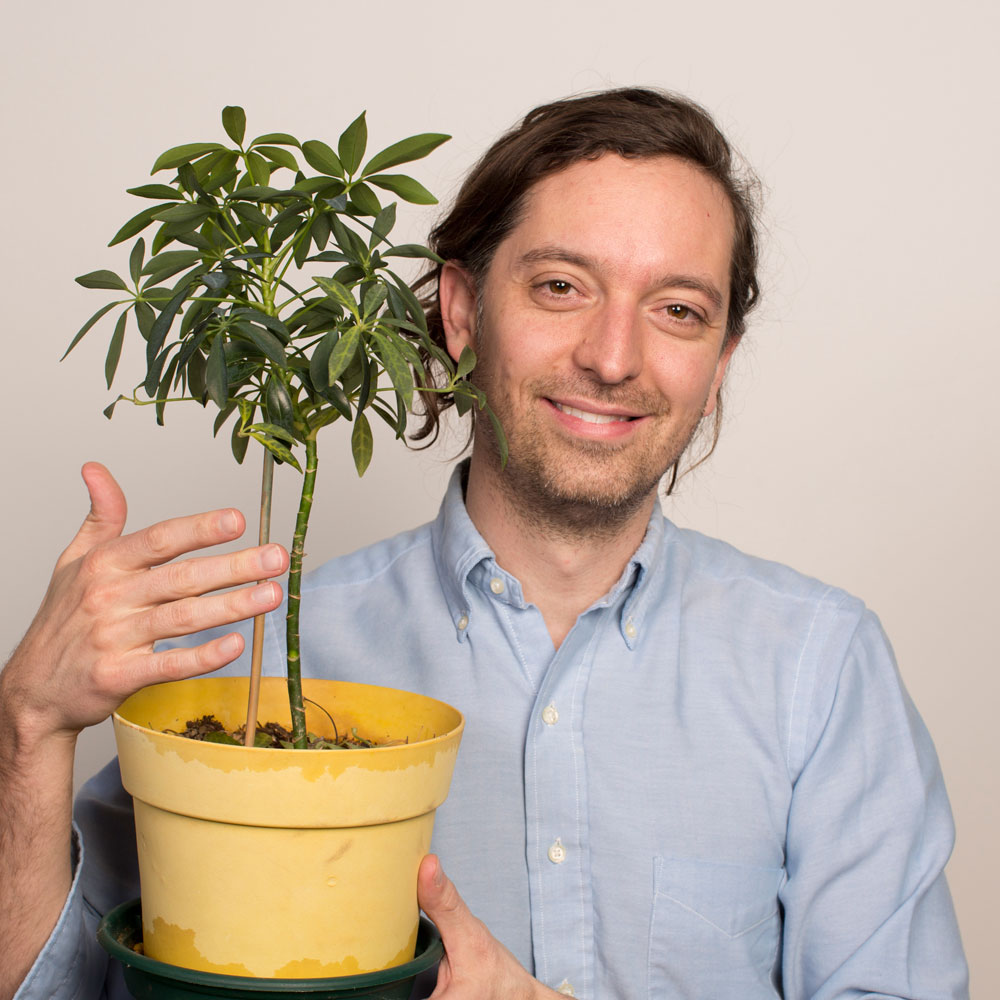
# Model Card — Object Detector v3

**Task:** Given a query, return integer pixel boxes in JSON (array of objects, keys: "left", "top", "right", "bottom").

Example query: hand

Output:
[
  {"left": 417, "top": 855, "right": 562, "bottom": 1000},
  {"left": 1, "top": 462, "right": 288, "bottom": 744}
]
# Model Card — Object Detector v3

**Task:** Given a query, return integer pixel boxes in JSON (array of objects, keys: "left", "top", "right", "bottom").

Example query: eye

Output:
[
  {"left": 666, "top": 303, "right": 694, "bottom": 321},
  {"left": 545, "top": 279, "right": 574, "bottom": 296}
]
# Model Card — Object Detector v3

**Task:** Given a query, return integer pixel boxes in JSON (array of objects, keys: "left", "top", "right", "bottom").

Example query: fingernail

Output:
[
  {"left": 261, "top": 544, "right": 284, "bottom": 571},
  {"left": 252, "top": 583, "right": 277, "bottom": 605},
  {"left": 220, "top": 634, "right": 242, "bottom": 656},
  {"left": 220, "top": 510, "right": 240, "bottom": 534},
  {"left": 433, "top": 860, "right": 444, "bottom": 888}
]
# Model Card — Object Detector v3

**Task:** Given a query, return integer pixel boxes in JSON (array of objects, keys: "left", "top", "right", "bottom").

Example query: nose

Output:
[{"left": 571, "top": 301, "right": 643, "bottom": 385}]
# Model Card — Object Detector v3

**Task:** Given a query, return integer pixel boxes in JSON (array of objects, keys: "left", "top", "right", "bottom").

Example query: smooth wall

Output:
[{"left": 2, "top": 0, "right": 996, "bottom": 991}]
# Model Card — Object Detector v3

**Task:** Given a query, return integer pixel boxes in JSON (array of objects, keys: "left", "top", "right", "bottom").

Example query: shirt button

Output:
[
  {"left": 542, "top": 703, "right": 559, "bottom": 726},
  {"left": 547, "top": 838, "right": 567, "bottom": 864},
  {"left": 489, "top": 576, "right": 505, "bottom": 595},
  {"left": 456, "top": 614, "right": 469, "bottom": 631},
  {"left": 556, "top": 982, "right": 576, "bottom": 996},
  {"left": 624, "top": 618, "right": 637, "bottom": 639}
]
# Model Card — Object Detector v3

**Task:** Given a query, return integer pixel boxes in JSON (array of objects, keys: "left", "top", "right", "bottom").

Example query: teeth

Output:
[{"left": 555, "top": 402, "right": 632, "bottom": 424}]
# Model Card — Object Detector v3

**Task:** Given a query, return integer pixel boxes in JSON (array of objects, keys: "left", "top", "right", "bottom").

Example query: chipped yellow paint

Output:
[
  {"left": 146, "top": 918, "right": 254, "bottom": 976},
  {"left": 115, "top": 677, "right": 462, "bottom": 978}
]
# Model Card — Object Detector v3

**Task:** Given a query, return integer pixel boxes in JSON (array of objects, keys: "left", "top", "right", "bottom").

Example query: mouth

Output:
[{"left": 551, "top": 401, "right": 640, "bottom": 425}]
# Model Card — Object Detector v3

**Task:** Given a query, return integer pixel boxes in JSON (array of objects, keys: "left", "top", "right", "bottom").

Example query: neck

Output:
[{"left": 463, "top": 454, "right": 656, "bottom": 648}]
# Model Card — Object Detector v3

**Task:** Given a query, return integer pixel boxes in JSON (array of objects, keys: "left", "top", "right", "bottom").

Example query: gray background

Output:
[{"left": 2, "top": 0, "right": 996, "bottom": 991}]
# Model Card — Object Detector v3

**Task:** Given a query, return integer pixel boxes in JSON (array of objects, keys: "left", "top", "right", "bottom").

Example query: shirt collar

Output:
[{"left": 430, "top": 461, "right": 668, "bottom": 646}]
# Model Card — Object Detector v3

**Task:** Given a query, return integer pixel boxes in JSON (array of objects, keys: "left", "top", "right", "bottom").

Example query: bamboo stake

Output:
[{"left": 243, "top": 450, "right": 274, "bottom": 747}]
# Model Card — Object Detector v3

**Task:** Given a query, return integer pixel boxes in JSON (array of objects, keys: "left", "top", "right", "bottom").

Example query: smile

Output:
[{"left": 552, "top": 402, "right": 637, "bottom": 425}]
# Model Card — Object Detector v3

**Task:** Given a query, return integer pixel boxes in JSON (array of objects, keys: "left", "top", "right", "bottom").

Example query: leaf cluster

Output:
[{"left": 68, "top": 107, "right": 504, "bottom": 475}]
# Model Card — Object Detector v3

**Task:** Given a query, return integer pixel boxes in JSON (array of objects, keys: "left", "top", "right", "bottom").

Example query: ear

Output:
[
  {"left": 439, "top": 261, "right": 478, "bottom": 363},
  {"left": 702, "top": 336, "right": 739, "bottom": 418}
]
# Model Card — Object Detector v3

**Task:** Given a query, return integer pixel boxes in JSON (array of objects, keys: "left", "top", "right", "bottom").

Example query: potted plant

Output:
[{"left": 68, "top": 106, "right": 502, "bottom": 990}]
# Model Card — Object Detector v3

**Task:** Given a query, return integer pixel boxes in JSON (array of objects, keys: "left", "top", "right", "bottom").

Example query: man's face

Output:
[{"left": 445, "top": 154, "right": 737, "bottom": 533}]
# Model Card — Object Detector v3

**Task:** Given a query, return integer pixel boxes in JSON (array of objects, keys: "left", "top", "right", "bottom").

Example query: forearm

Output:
[{"left": 0, "top": 667, "right": 77, "bottom": 1000}]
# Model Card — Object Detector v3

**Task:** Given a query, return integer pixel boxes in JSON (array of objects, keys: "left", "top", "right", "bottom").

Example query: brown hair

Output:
[{"left": 411, "top": 87, "right": 762, "bottom": 484}]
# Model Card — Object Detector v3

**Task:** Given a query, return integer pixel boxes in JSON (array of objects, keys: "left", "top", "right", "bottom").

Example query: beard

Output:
[{"left": 471, "top": 359, "right": 708, "bottom": 542}]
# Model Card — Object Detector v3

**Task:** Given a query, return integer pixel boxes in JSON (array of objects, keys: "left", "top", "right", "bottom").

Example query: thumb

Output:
[
  {"left": 418, "top": 854, "right": 474, "bottom": 943},
  {"left": 58, "top": 462, "right": 128, "bottom": 565}
]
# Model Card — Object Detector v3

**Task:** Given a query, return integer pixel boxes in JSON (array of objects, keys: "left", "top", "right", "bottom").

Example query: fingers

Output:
[
  {"left": 418, "top": 855, "right": 472, "bottom": 935},
  {"left": 133, "top": 580, "right": 285, "bottom": 647},
  {"left": 125, "top": 542, "right": 289, "bottom": 611}
]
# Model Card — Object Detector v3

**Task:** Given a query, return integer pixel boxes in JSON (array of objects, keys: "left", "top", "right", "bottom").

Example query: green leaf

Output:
[
  {"left": 319, "top": 382, "right": 352, "bottom": 421},
  {"left": 232, "top": 308, "right": 290, "bottom": 342},
  {"left": 309, "top": 330, "right": 337, "bottom": 390},
  {"left": 351, "top": 411, "right": 373, "bottom": 476},
  {"left": 154, "top": 203, "right": 213, "bottom": 225},
  {"left": 369, "top": 203, "right": 397, "bottom": 248},
  {"left": 292, "top": 175, "right": 345, "bottom": 196},
  {"left": 147, "top": 277, "right": 196, "bottom": 362},
  {"left": 233, "top": 321, "right": 286, "bottom": 368},
  {"left": 338, "top": 112, "right": 367, "bottom": 176},
  {"left": 231, "top": 418, "right": 250, "bottom": 463},
  {"left": 250, "top": 132, "right": 301, "bottom": 147},
  {"left": 255, "top": 145, "right": 298, "bottom": 171},
  {"left": 206, "top": 334, "right": 228, "bottom": 408},
  {"left": 104, "top": 310, "right": 128, "bottom": 388},
  {"left": 109, "top": 204, "right": 168, "bottom": 246},
  {"left": 485, "top": 400, "right": 509, "bottom": 468},
  {"left": 382, "top": 243, "right": 444, "bottom": 263},
  {"left": 152, "top": 142, "right": 226, "bottom": 173},
  {"left": 126, "top": 184, "right": 185, "bottom": 200},
  {"left": 246, "top": 151, "right": 270, "bottom": 186},
  {"left": 373, "top": 331, "right": 414, "bottom": 410},
  {"left": 76, "top": 269, "right": 129, "bottom": 291},
  {"left": 388, "top": 273, "right": 429, "bottom": 334},
  {"left": 330, "top": 215, "right": 369, "bottom": 262},
  {"left": 231, "top": 201, "right": 269, "bottom": 228},
  {"left": 103, "top": 396, "right": 123, "bottom": 420},
  {"left": 129, "top": 239, "right": 145, "bottom": 287},
  {"left": 315, "top": 276, "right": 359, "bottom": 317},
  {"left": 310, "top": 211, "right": 331, "bottom": 253},
  {"left": 222, "top": 106, "right": 246, "bottom": 145},
  {"left": 362, "top": 283, "right": 388, "bottom": 319},
  {"left": 245, "top": 421, "right": 296, "bottom": 445},
  {"left": 64, "top": 303, "right": 120, "bottom": 359},
  {"left": 302, "top": 140, "right": 344, "bottom": 178},
  {"left": 265, "top": 376, "right": 294, "bottom": 431},
  {"left": 134, "top": 299, "right": 155, "bottom": 339},
  {"left": 456, "top": 345, "right": 476, "bottom": 379},
  {"left": 155, "top": 354, "right": 180, "bottom": 425},
  {"left": 327, "top": 325, "right": 361, "bottom": 382},
  {"left": 248, "top": 431, "right": 302, "bottom": 471},
  {"left": 367, "top": 173, "right": 437, "bottom": 204},
  {"left": 348, "top": 181, "right": 381, "bottom": 217},
  {"left": 362, "top": 133, "right": 449, "bottom": 176},
  {"left": 140, "top": 251, "right": 202, "bottom": 288}
]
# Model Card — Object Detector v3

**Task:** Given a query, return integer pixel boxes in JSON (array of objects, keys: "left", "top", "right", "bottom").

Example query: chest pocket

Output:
[{"left": 648, "top": 856, "right": 785, "bottom": 999}]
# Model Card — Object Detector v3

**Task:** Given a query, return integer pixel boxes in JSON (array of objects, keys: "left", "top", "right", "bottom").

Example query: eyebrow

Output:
[{"left": 516, "top": 245, "right": 726, "bottom": 313}]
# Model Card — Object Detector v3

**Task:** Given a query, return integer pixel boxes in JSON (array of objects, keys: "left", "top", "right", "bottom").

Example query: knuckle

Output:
[{"left": 143, "top": 521, "right": 173, "bottom": 560}]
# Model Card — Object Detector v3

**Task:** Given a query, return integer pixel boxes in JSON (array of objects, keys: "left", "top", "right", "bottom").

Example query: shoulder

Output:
[
  {"left": 302, "top": 521, "right": 436, "bottom": 595},
  {"left": 665, "top": 519, "right": 867, "bottom": 622}
]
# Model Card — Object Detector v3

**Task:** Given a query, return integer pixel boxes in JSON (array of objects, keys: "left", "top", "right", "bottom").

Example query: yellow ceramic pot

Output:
[{"left": 113, "top": 676, "right": 464, "bottom": 979}]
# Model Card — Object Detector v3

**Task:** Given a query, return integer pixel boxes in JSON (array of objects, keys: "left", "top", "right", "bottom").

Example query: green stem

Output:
[{"left": 286, "top": 434, "right": 317, "bottom": 748}]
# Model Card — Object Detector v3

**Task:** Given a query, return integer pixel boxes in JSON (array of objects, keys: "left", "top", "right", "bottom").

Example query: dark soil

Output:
[{"left": 166, "top": 714, "right": 381, "bottom": 749}]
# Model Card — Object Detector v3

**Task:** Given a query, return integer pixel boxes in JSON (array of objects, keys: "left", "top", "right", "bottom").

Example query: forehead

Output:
[{"left": 497, "top": 154, "right": 735, "bottom": 293}]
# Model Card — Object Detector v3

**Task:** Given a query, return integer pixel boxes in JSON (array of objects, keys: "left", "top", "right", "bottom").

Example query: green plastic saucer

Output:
[{"left": 97, "top": 899, "right": 442, "bottom": 999}]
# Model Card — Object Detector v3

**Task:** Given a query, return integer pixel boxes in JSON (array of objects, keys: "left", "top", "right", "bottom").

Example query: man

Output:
[{"left": 0, "top": 89, "right": 968, "bottom": 999}]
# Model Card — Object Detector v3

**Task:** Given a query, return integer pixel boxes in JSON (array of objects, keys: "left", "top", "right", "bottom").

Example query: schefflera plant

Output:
[{"left": 67, "top": 106, "right": 504, "bottom": 748}]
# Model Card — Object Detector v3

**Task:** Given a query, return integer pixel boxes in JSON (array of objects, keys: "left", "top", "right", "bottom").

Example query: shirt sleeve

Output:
[
  {"left": 13, "top": 759, "right": 137, "bottom": 1000},
  {"left": 779, "top": 608, "right": 969, "bottom": 999}
]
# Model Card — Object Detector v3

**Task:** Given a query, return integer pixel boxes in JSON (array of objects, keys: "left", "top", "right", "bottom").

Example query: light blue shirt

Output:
[{"left": 19, "top": 465, "right": 969, "bottom": 999}]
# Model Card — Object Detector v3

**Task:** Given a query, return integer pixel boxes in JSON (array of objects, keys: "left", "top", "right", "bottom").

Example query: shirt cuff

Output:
[{"left": 13, "top": 822, "right": 110, "bottom": 1000}]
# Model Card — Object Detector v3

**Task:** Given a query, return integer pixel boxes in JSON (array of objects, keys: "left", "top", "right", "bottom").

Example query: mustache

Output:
[{"left": 524, "top": 374, "right": 671, "bottom": 415}]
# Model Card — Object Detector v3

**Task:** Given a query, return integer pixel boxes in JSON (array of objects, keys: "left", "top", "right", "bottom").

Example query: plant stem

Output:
[
  {"left": 286, "top": 434, "right": 317, "bottom": 748},
  {"left": 243, "top": 450, "right": 274, "bottom": 746}
]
